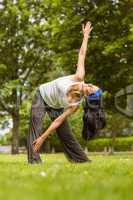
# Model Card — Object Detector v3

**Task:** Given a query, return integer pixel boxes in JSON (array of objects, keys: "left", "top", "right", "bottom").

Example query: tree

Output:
[{"left": 0, "top": 0, "right": 54, "bottom": 153}]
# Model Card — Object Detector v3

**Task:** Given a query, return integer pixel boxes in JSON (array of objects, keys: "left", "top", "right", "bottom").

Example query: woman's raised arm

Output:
[{"left": 74, "top": 21, "right": 93, "bottom": 81}]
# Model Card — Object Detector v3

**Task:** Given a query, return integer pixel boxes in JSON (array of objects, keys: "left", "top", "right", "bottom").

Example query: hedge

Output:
[{"left": 51, "top": 137, "right": 133, "bottom": 152}]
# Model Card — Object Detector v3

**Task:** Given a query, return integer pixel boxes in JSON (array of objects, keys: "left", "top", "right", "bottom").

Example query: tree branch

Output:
[{"left": 21, "top": 48, "right": 44, "bottom": 85}]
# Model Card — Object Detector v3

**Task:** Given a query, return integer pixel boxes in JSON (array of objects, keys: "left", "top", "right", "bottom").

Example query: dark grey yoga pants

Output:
[{"left": 27, "top": 89, "right": 89, "bottom": 164}]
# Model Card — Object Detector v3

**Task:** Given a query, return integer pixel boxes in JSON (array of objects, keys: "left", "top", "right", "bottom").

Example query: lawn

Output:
[{"left": 0, "top": 153, "right": 133, "bottom": 200}]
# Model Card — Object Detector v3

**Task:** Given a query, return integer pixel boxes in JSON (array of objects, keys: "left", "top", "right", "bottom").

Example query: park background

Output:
[
  {"left": 0, "top": 0, "right": 133, "bottom": 154},
  {"left": 0, "top": 1, "right": 133, "bottom": 200}
]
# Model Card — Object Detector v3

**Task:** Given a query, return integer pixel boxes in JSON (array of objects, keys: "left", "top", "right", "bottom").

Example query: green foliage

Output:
[
  {"left": 103, "top": 110, "right": 133, "bottom": 136},
  {"left": 0, "top": 133, "right": 11, "bottom": 145},
  {"left": 50, "top": 136, "right": 133, "bottom": 152},
  {"left": 0, "top": 0, "right": 132, "bottom": 94},
  {"left": 85, "top": 137, "right": 133, "bottom": 152},
  {"left": 0, "top": 0, "right": 132, "bottom": 151}
]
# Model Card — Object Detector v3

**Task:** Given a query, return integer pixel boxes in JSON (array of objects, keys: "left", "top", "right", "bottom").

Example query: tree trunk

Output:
[
  {"left": 11, "top": 111, "right": 20, "bottom": 154},
  {"left": 110, "top": 131, "right": 116, "bottom": 155}
]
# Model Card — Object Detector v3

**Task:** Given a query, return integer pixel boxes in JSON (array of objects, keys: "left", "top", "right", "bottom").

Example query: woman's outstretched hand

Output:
[
  {"left": 82, "top": 21, "right": 93, "bottom": 37},
  {"left": 32, "top": 136, "right": 44, "bottom": 153}
]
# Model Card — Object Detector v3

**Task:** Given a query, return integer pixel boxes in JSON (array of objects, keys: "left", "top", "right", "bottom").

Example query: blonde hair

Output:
[{"left": 66, "top": 83, "right": 84, "bottom": 106}]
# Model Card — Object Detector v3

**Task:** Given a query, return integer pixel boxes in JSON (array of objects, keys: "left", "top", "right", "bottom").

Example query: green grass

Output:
[{"left": 0, "top": 153, "right": 133, "bottom": 200}]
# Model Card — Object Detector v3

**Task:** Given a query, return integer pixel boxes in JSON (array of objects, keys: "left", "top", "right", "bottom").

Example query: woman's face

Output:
[{"left": 82, "top": 83, "right": 99, "bottom": 96}]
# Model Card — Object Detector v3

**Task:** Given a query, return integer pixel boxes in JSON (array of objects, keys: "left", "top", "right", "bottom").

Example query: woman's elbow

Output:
[{"left": 75, "top": 73, "right": 85, "bottom": 81}]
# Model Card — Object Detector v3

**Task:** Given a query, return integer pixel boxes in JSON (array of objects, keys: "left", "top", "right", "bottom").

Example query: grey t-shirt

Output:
[{"left": 39, "top": 75, "right": 83, "bottom": 109}]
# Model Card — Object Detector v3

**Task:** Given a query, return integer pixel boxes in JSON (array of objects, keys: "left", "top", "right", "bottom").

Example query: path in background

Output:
[{"left": 0, "top": 145, "right": 11, "bottom": 153}]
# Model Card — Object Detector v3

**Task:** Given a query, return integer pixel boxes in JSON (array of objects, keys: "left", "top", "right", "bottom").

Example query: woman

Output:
[{"left": 27, "top": 21, "right": 99, "bottom": 164}]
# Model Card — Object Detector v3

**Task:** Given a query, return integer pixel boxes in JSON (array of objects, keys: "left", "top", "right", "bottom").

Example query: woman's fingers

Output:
[
  {"left": 32, "top": 140, "right": 39, "bottom": 152},
  {"left": 85, "top": 21, "right": 91, "bottom": 29},
  {"left": 33, "top": 142, "right": 39, "bottom": 152},
  {"left": 90, "top": 26, "right": 93, "bottom": 31},
  {"left": 86, "top": 21, "right": 91, "bottom": 27},
  {"left": 82, "top": 21, "right": 93, "bottom": 35},
  {"left": 32, "top": 140, "right": 36, "bottom": 145},
  {"left": 32, "top": 137, "right": 44, "bottom": 153},
  {"left": 82, "top": 21, "right": 93, "bottom": 36}
]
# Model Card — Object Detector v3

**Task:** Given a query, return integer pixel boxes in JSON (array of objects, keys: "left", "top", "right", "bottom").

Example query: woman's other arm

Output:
[{"left": 32, "top": 106, "right": 78, "bottom": 152}]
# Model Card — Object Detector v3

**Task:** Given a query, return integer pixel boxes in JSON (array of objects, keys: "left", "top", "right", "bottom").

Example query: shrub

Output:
[
  {"left": 50, "top": 137, "right": 133, "bottom": 152},
  {"left": 85, "top": 137, "right": 133, "bottom": 152}
]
